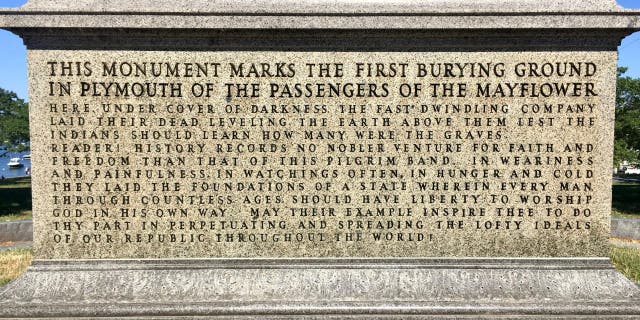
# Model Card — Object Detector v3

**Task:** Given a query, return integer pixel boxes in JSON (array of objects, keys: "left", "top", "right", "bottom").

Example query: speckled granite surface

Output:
[
  {"left": 21, "top": 50, "right": 616, "bottom": 259},
  {"left": 0, "top": 0, "right": 639, "bottom": 318},
  {"left": 1, "top": 0, "right": 640, "bottom": 29}
]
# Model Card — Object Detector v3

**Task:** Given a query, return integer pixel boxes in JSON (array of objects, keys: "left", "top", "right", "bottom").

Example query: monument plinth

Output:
[{"left": 1, "top": 0, "right": 639, "bottom": 318}]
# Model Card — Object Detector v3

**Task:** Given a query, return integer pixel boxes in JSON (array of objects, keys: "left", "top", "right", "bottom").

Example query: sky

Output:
[{"left": 0, "top": 0, "right": 640, "bottom": 100}]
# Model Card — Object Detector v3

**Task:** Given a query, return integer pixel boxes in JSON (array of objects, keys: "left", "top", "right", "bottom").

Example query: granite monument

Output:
[{"left": 0, "top": 0, "right": 639, "bottom": 318}]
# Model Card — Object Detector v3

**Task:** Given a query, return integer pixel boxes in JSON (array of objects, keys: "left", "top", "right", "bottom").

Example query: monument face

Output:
[
  {"left": 1, "top": 0, "right": 640, "bottom": 319},
  {"left": 33, "top": 51, "right": 615, "bottom": 259}
]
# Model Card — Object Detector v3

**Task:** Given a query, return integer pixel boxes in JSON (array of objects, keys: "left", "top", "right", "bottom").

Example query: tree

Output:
[
  {"left": 614, "top": 68, "right": 640, "bottom": 166},
  {"left": 0, "top": 88, "right": 29, "bottom": 147}
]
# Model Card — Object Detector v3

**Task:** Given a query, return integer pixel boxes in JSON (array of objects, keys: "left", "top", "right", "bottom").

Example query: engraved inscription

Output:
[{"left": 29, "top": 51, "right": 615, "bottom": 258}]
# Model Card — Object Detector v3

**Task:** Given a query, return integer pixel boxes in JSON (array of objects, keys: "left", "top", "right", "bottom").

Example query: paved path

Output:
[
  {"left": 612, "top": 216, "right": 640, "bottom": 239},
  {"left": 0, "top": 241, "right": 32, "bottom": 251},
  {"left": 611, "top": 239, "right": 640, "bottom": 249},
  {"left": 613, "top": 176, "right": 640, "bottom": 183},
  {"left": 0, "top": 220, "right": 32, "bottom": 242}
]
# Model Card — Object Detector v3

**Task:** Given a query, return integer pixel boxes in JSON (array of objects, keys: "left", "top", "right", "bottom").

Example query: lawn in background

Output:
[
  {"left": 611, "top": 246, "right": 640, "bottom": 283},
  {"left": 0, "top": 248, "right": 31, "bottom": 286},
  {"left": 0, "top": 177, "right": 31, "bottom": 222},
  {"left": 612, "top": 180, "right": 640, "bottom": 219}
]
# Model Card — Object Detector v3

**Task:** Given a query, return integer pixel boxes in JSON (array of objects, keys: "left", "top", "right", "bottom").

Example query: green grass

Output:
[
  {"left": 0, "top": 211, "right": 32, "bottom": 222},
  {"left": 611, "top": 246, "right": 640, "bottom": 283},
  {"left": 612, "top": 210, "right": 640, "bottom": 219},
  {"left": 0, "top": 248, "right": 32, "bottom": 286},
  {"left": 0, "top": 177, "right": 32, "bottom": 222},
  {"left": 612, "top": 180, "right": 640, "bottom": 219}
]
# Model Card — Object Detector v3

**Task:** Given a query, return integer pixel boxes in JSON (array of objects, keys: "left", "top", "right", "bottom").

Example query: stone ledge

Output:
[
  {"left": 612, "top": 217, "right": 640, "bottom": 240},
  {"left": 1, "top": 0, "right": 639, "bottom": 30},
  {"left": 0, "top": 220, "right": 32, "bottom": 243},
  {"left": 1, "top": 302, "right": 639, "bottom": 319},
  {"left": 25, "top": 257, "right": 623, "bottom": 270},
  {"left": 3, "top": 0, "right": 632, "bottom": 14},
  {"left": 6, "top": 28, "right": 633, "bottom": 51},
  {"left": 1, "top": 259, "right": 638, "bottom": 318},
  {"left": 1, "top": 14, "right": 639, "bottom": 30}
]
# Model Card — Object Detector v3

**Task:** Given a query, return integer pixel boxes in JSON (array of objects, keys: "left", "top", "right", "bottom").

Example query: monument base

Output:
[{"left": 1, "top": 258, "right": 638, "bottom": 319}]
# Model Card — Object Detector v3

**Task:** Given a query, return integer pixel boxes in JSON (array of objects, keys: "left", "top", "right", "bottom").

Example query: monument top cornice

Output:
[{"left": 1, "top": 0, "right": 639, "bottom": 30}]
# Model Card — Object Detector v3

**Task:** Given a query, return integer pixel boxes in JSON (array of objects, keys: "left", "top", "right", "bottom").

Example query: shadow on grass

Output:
[
  {"left": 612, "top": 183, "right": 640, "bottom": 217},
  {"left": 0, "top": 177, "right": 31, "bottom": 219}
]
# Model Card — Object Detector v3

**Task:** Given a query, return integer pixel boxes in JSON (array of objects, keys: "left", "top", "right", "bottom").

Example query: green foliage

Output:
[
  {"left": 0, "top": 88, "right": 29, "bottom": 147},
  {"left": 615, "top": 68, "right": 640, "bottom": 166},
  {"left": 614, "top": 140, "right": 638, "bottom": 167},
  {"left": 8, "top": 144, "right": 29, "bottom": 152}
]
